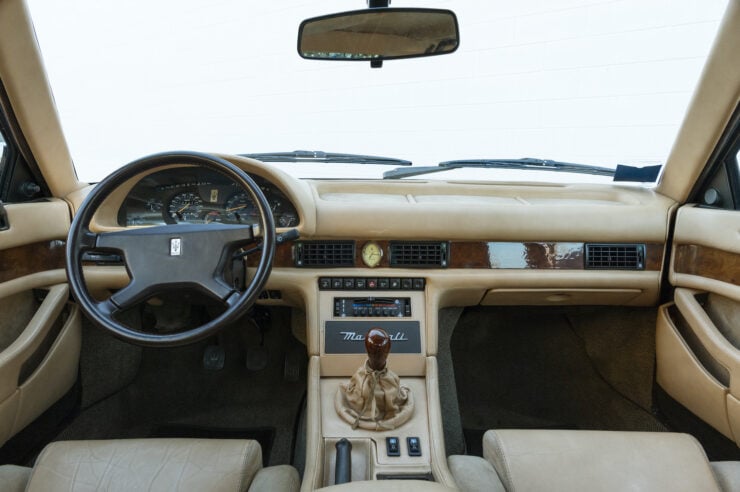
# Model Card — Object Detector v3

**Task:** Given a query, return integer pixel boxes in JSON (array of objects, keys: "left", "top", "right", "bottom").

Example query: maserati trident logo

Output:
[
  {"left": 170, "top": 237, "right": 182, "bottom": 256},
  {"left": 339, "top": 331, "right": 409, "bottom": 342}
]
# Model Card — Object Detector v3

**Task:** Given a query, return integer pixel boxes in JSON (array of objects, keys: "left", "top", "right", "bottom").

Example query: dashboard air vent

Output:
[
  {"left": 294, "top": 241, "right": 355, "bottom": 267},
  {"left": 585, "top": 243, "right": 645, "bottom": 270},
  {"left": 389, "top": 241, "right": 449, "bottom": 268}
]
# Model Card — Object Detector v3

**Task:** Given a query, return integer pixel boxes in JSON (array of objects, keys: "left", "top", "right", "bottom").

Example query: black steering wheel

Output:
[{"left": 66, "top": 151, "right": 275, "bottom": 347}]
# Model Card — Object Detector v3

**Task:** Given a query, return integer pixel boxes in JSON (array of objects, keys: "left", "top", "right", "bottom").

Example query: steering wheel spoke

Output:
[
  {"left": 96, "top": 298, "right": 121, "bottom": 318},
  {"left": 66, "top": 151, "right": 276, "bottom": 347},
  {"left": 72, "top": 230, "right": 100, "bottom": 254}
]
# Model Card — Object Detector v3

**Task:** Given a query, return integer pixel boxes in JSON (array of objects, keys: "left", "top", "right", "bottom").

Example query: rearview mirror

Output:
[{"left": 298, "top": 8, "right": 459, "bottom": 64}]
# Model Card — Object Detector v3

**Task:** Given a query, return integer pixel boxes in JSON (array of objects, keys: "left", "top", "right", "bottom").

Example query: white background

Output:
[{"left": 27, "top": 0, "right": 728, "bottom": 182}]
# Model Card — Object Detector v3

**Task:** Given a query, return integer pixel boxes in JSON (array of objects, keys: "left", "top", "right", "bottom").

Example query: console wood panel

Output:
[
  {"left": 674, "top": 244, "right": 740, "bottom": 286},
  {"left": 0, "top": 241, "right": 66, "bottom": 283}
]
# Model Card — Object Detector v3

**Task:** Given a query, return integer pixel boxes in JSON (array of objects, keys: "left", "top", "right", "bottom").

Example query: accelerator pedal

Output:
[{"left": 284, "top": 346, "right": 303, "bottom": 382}]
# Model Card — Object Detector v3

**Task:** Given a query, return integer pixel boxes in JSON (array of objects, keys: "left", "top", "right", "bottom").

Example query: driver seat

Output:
[{"left": 1, "top": 438, "right": 299, "bottom": 492}]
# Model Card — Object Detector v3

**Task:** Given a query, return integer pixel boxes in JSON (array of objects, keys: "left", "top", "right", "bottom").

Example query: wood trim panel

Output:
[
  {"left": 674, "top": 244, "right": 740, "bottom": 286},
  {"left": 644, "top": 243, "right": 664, "bottom": 271},
  {"left": 0, "top": 240, "right": 66, "bottom": 284},
  {"left": 448, "top": 242, "right": 489, "bottom": 268},
  {"left": 253, "top": 241, "right": 663, "bottom": 271}
]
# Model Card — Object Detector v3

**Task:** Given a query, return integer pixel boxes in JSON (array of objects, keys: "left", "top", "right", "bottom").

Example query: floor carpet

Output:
[
  {"left": 451, "top": 305, "right": 666, "bottom": 455},
  {"left": 55, "top": 308, "right": 307, "bottom": 466}
]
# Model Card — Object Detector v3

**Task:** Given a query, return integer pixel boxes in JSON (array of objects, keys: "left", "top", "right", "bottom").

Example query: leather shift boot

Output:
[{"left": 335, "top": 360, "right": 414, "bottom": 430}]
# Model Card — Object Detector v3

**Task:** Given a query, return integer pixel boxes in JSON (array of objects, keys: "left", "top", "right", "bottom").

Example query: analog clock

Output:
[{"left": 361, "top": 241, "right": 383, "bottom": 268}]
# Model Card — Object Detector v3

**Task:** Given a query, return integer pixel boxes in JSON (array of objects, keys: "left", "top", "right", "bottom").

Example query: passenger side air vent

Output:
[
  {"left": 585, "top": 243, "right": 645, "bottom": 270},
  {"left": 389, "top": 241, "right": 449, "bottom": 268},
  {"left": 294, "top": 241, "right": 355, "bottom": 267}
]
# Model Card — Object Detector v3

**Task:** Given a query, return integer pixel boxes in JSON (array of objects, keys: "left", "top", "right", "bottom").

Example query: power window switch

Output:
[
  {"left": 407, "top": 437, "right": 422, "bottom": 457},
  {"left": 386, "top": 437, "right": 400, "bottom": 457}
]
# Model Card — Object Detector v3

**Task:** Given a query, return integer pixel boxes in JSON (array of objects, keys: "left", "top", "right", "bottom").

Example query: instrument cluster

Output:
[{"left": 118, "top": 167, "right": 299, "bottom": 228}]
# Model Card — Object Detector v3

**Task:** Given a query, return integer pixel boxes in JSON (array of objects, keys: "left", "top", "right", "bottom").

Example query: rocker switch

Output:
[
  {"left": 386, "top": 437, "right": 400, "bottom": 457},
  {"left": 407, "top": 437, "right": 422, "bottom": 457}
]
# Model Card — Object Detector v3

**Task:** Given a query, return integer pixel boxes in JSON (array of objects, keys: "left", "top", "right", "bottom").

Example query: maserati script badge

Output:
[
  {"left": 339, "top": 331, "right": 409, "bottom": 342},
  {"left": 170, "top": 238, "right": 182, "bottom": 256}
]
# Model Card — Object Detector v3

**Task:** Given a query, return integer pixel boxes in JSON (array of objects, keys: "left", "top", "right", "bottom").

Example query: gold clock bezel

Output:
[{"left": 361, "top": 241, "right": 383, "bottom": 268}]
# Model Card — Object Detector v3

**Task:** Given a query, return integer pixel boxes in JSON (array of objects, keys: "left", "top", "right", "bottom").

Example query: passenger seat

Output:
[{"left": 448, "top": 429, "right": 740, "bottom": 492}]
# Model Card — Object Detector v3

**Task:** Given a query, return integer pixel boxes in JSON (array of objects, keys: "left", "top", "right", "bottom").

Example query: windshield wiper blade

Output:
[
  {"left": 241, "top": 150, "right": 411, "bottom": 166},
  {"left": 384, "top": 157, "right": 620, "bottom": 180}
]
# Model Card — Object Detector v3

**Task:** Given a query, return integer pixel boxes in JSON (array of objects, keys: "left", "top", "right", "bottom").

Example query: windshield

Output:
[{"left": 27, "top": 0, "right": 727, "bottom": 184}]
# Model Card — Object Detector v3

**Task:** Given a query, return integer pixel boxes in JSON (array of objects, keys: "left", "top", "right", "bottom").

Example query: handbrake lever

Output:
[{"left": 335, "top": 438, "right": 352, "bottom": 485}]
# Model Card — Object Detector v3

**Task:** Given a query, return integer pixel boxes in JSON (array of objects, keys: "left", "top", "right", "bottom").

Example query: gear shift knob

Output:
[{"left": 365, "top": 327, "right": 391, "bottom": 371}]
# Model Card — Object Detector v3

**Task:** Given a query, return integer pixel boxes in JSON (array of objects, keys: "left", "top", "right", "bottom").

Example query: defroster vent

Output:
[
  {"left": 294, "top": 241, "right": 355, "bottom": 267},
  {"left": 389, "top": 241, "right": 449, "bottom": 268},
  {"left": 585, "top": 243, "right": 645, "bottom": 270}
]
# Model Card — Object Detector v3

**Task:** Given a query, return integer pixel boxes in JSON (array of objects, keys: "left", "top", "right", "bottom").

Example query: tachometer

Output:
[
  {"left": 168, "top": 192, "right": 203, "bottom": 222},
  {"left": 225, "top": 192, "right": 259, "bottom": 223}
]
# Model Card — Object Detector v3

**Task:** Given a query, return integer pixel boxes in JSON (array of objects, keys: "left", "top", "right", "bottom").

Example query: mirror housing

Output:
[{"left": 298, "top": 8, "right": 459, "bottom": 64}]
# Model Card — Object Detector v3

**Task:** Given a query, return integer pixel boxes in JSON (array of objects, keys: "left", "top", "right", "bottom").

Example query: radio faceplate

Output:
[{"left": 334, "top": 297, "right": 411, "bottom": 318}]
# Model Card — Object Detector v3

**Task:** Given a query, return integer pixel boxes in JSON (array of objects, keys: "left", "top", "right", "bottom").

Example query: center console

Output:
[
  {"left": 318, "top": 276, "right": 427, "bottom": 377},
  {"left": 302, "top": 276, "right": 453, "bottom": 490}
]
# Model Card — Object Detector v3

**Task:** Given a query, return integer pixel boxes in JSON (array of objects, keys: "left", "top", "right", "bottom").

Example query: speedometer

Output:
[
  {"left": 168, "top": 192, "right": 203, "bottom": 222},
  {"left": 225, "top": 192, "right": 259, "bottom": 223}
]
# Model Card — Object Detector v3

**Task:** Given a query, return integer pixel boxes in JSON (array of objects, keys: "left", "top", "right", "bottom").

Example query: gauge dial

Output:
[
  {"left": 168, "top": 192, "right": 203, "bottom": 222},
  {"left": 361, "top": 241, "right": 383, "bottom": 268},
  {"left": 225, "top": 193, "right": 259, "bottom": 223},
  {"left": 204, "top": 210, "right": 223, "bottom": 223}
]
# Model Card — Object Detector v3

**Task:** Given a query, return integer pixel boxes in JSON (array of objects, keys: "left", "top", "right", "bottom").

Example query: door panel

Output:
[
  {"left": 657, "top": 205, "right": 740, "bottom": 443},
  {"left": 0, "top": 199, "right": 69, "bottom": 250},
  {"left": 0, "top": 198, "right": 80, "bottom": 447}
]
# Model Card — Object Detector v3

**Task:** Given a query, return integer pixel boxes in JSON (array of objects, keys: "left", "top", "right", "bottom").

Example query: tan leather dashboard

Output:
[
  {"left": 308, "top": 180, "right": 674, "bottom": 242},
  {"left": 65, "top": 156, "right": 675, "bottom": 309}
]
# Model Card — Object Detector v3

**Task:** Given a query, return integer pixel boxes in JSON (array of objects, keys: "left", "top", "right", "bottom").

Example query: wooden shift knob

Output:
[{"left": 365, "top": 327, "right": 391, "bottom": 371}]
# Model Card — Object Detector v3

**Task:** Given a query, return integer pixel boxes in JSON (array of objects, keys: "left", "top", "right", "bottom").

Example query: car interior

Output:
[{"left": 0, "top": 0, "right": 739, "bottom": 490}]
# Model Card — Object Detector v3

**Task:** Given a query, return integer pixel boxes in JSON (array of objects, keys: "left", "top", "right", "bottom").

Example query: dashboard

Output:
[{"left": 117, "top": 167, "right": 300, "bottom": 228}]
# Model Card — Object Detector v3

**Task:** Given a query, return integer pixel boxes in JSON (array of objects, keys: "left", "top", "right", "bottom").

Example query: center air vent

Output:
[
  {"left": 585, "top": 243, "right": 645, "bottom": 270},
  {"left": 294, "top": 241, "right": 355, "bottom": 267},
  {"left": 389, "top": 241, "right": 449, "bottom": 268}
]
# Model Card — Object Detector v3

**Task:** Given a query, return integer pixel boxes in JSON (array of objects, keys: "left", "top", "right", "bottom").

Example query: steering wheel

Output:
[{"left": 66, "top": 151, "right": 275, "bottom": 347}]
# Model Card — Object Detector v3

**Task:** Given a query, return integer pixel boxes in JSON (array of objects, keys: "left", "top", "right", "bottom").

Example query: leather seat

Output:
[
  {"left": 1, "top": 438, "right": 299, "bottom": 492},
  {"left": 448, "top": 429, "right": 740, "bottom": 492}
]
